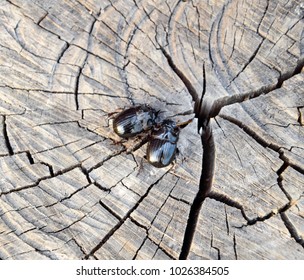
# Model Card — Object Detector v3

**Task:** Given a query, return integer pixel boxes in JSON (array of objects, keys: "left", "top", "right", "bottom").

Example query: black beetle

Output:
[
  {"left": 112, "top": 105, "right": 159, "bottom": 138},
  {"left": 146, "top": 119, "right": 180, "bottom": 168}
]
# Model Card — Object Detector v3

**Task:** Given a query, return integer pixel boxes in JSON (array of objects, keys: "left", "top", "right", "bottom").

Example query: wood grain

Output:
[{"left": 0, "top": 0, "right": 303, "bottom": 259}]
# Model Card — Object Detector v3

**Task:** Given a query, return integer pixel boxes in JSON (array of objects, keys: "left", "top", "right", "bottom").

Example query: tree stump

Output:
[{"left": 0, "top": 0, "right": 303, "bottom": 260}]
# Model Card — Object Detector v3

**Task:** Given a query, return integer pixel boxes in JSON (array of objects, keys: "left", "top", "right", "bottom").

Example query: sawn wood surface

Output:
[{"left": 0, "top": 0, "right": 303, "bottom": 260}]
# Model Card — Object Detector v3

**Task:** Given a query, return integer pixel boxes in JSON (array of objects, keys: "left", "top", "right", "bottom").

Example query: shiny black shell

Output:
[
  {"left": 113, "top": 105, "right": 158, "bottom": 138},
  {"left": 146, "top": 120, "right": 180, "bottom": 168}
]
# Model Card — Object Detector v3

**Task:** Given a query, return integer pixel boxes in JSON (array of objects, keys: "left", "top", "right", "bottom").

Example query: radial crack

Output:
[
  {"left": 280, "top": 212, "right": 304, "bottom": 247},
  {"left": 2, "top": 115, "right": 14, "bottom": 155},
  {"left": 179, "top": 123, "right": 215, "bottom": 259},
  {"left": 73, "top": 9, "right": 102, "bottom": 111},
  {"left": 210, "top": 233, "right": 221, "bottom": 260},
  {"left": 0, "top": 164, "right": 82, "bottom": 197},
  {"left": 74, "top": 64, "right": 83, "bottom": 111},
  {"left": 158, "top": 45, "right": 200, "bottom": 111},
  {"left": 84, "top": 171, "right": 171, "bottom": 259},
  {"left": 226, "top": 0, "right": 270, "bottom": 89},
  {"left": 215, "top": 58, "right": 304, "bottom": 116},
  {"left": 276, "top": 162, "right": 291, "bottom": 200},
  {"left": 233, "top": 233, "right": 238, "bottom": 259},
  {"left": 208, "top": 191, "right": 249, "bottom": 222},
  {"left": 25, "top": 151, "right": 34, "bottom": 164},
  {"left": 219, "top": 115, "right": 281, "bottom": 151},
  {"left": 86, "top": 148, "right": 127, "bottom": 173},
  {"left": 297, "top": 106, "right": 303, "bottom": 126}
]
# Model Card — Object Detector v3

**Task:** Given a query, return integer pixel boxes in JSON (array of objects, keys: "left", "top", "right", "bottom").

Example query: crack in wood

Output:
[
  {"left": 210, "top": 232, "right": 221, "bottom": 260},
  {"left": 16, "top": 226, "right": 37, "bottom": 237},
  {"left": 74, "top": 66, "right": 82, "bottom": 111},
  {"left": 208, "top": 0, "right": 229, "bottom": 72},
  {"left": 108, "top": 0, "right": 128, "bottom": 24},
  {"left": 44, "top": 183, "right": 91, "bottom": 209},
  {"left": 208, "top": 190, "right": 300, "bottom": 230},
  {"left": 99, "top": 199, "right": 121, "bottom": 221},
  {"left": 169, "top": 194, "right": 191, "bottom": 205},
  {"left": 5, "top": 0, "right": 21, "bottom": 9},
  {"left": 101, "top": 3, "right": 138, "bottom": 104},
  {"left": 218, "top": 114, "right": 280, "bottom": 148},
  {"left": 215, "top": 117, "right": 244, "bottom": 167},
  {"left": 11, "top": 20, "right": 62, "bottom": 63},
  {"left": 191, "top": 1, "right": 202, "bottom": 49},
  {"left": 177, "top": 34, "right": 203, "bottom": 86},
  {"left": 277, "top": 57, "right": 304, "bottom": 88},
  {"left": 2, "top": 115, "right": 14, "bottom": 155},
  {"left": 39, "top": 161, "right": 54, "bottom": 177},
  {"left": 208, "top": 191, "right": 249, "bottom": 222},
  {"left": 48, "top": 215, "right": 87, "bottom": 234},
  {"left": 0, "top": 163, "right": 81, "bottom": 197},
  {"left": 297, "top": 106, "right": 304, "bottom": 126},
  {"left": 1, "top": 0, "right": 302, "bottom": 261},
  {"left": 70, "top": 236, "right": 87, "bottom": 256},
  {"left": 279, "top": 152, "right": 304, "bottom": 175},
  {"left": 25, "top": 151, "right": 34, "bottom": 164},
  {"left": 92, "top": 181, "right": 111, "bottom": 192},
  {"left": 280, "top": 212, "right": 304, "bottom": 248},
  {"left": 3, "top": 249, "right": 44, "bottom": 260},
  {"left": 83, "top": 170, "right": 170, "bottom": 259},
  {"left": 276, "top": 162, "right": 292, "bottom": 200},
  {"left": 157, "top": 213, "right": 175, "bottom": 255},
  {"left": 128, "top": 216, "right": 174, "bottom": 260},
  {"left": 73, "top": 8, "right": 102, "bottom": 111},
  {"left": 224, "top": 206, "right": 230, "bottom": 235},
  {"left": 158, "top": 45, "right": 200, "bottom": 112},
  {"left": 209, "top": 65, "right": 303, "bottom": 118},
  {"left": 141, "top": 6, "right": 302, "bottom": 258},
  {"left": 226, "top": 0, "right": 270, "bottom": 89},
  {"left": 219, "top": 114, "right": 304, "bottom": 176},
  {"left": 86, "top": 148, "right": 127, "bottom": 174},
  {"left": 0, "top": 202, "right": 38, "bottom": 218},
  {"left": 264, "top": 122, "right": 302, "bottom": 128},
  {"left": 179, "top": 124, "right": 215, "bottom": 259},
  {"left": 137, "top": 86, "right": 184, "bottom": 106},
  {"left": 36, "top": 12, "right": 49, "bottom": 26},
  {"left": 233, "top": 233, "right": 238, "bottom": 260}
]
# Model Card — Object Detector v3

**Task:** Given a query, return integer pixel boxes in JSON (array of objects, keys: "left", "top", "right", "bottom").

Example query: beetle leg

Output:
[
  {"left": 107, "top": 108, "right": 124, "bottom": 118},
  {"left": 176, "top": 118, "right": 193, "bottom": 128},
  {"left": 136, "top": 157, "right": 145, "bottom": 174},
  {"left": 176, "top": 147, "right": 187, "bottom": 165},
  {"left": 126, "top": 134, "right": 150, "bottom": 154},
  {"left": 111, "top": 138, "right": 128, "bottom": 145}
]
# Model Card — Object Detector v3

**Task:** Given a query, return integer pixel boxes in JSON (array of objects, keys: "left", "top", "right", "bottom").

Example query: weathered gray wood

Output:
[{"left": 0, "top": 0, "right": 303, "bottom": 260}]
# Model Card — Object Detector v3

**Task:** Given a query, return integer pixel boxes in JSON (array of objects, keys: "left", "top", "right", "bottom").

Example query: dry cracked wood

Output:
[{"left": 0, "top": 0, "right": 303, "bottom": 260}]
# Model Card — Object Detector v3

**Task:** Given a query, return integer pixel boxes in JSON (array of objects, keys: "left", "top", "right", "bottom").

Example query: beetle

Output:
[
  {"left": 146, "top": 119, "right": 180, "bottom": 168},
  {"left": 112, "top": 105, "right": 159, "bottom": 138},
  {"left": 146, "top": 118, "right": 193, "bottom": 168}
]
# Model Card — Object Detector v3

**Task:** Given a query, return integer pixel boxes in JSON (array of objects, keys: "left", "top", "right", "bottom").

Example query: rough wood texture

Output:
[{"left": 0, "top": 0, "right": 303, "bottom": 260}]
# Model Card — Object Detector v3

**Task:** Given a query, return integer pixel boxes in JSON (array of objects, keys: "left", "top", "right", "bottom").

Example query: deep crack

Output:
[
  {"left": 84, "top": 170, "right": 171, "bottom": 259},
  {"left": 2, "top": 115, "right": 14, "bottom": 155},
  {"left": 281, "top": 212, "right": 304, "bottom": 248}
]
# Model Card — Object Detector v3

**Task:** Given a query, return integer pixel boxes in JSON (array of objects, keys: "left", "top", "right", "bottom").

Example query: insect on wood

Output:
[
  {"left": 112, "top": 105, "right": 159, "bottom": 138},
  {"left": 146, "top": 120, "right": 180, "bottom": 168},
  {"left": 111, "top": 105, "right": 193, "bottom": 168}
]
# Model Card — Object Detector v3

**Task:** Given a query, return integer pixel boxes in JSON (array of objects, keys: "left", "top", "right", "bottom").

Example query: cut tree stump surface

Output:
[{"left": 0, "top": 0, "right": 303, "bottom": 260}]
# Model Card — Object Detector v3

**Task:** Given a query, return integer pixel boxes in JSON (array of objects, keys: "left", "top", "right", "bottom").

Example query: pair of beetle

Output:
[{"left": 111, "top": 105, "right": 190, "bottom": 168}]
